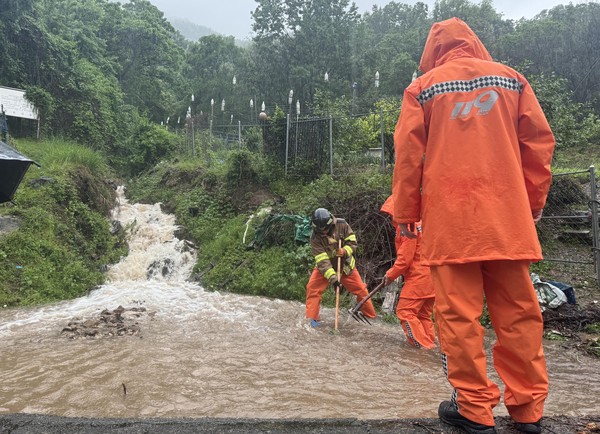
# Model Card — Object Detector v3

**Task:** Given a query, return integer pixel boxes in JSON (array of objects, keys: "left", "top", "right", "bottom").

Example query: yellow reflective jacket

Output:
[{"left": 310, "top": 216, "right": 357, "bottom": 282}]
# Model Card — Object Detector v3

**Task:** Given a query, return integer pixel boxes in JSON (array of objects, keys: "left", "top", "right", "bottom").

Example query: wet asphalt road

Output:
[{"left": 1, "top": 414, "right": 598, "bottom": 434}]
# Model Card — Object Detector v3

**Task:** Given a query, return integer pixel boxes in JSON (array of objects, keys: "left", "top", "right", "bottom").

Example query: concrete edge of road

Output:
[{"left": 1, "top": 414, "right": 599, "bottom": 434}]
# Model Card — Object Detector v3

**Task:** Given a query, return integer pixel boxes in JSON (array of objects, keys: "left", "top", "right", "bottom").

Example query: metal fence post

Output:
[
  {"left": 380, "top": 108, "right": 385, "bottom": 170},
  {"left": 191, "top": 118, "right": 196, "bottom": 157},
  {"left": 590, "top": 165, "right": 600, "bottom": 284},
  {"left": 285, "top": 114, "right": 290, "bottom": 175},
  {"left": 294, "top": 114, "right": 299, "bottom": 164},
  {"left": 329, "top": 115, "right": 333, "bottom": 176}
]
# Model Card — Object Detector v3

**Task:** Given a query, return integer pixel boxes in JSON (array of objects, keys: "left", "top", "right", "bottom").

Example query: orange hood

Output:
[{"left": 419, "top": 17, "right": 492, "bottom": 73}]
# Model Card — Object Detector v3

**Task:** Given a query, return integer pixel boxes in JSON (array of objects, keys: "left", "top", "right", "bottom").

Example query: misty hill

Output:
[{"left": 169, "top": 17, "right": 216, "bottom": 41}]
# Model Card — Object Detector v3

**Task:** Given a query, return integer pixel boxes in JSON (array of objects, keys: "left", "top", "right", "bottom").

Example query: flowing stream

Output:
[{"left": 0, "top": 187, "right": 599, "bottom": 419}]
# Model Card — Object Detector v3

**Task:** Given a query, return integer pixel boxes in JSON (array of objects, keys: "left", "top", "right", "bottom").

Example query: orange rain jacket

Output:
[
  {"left": 392, "top": 17, "right": 555, "bottom": 266},
  {"left": 381, "top": 196, "right": 434, "bottom": 299}
]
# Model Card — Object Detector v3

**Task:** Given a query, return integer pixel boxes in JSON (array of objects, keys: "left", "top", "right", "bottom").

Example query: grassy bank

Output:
[{"left": 0, "top": 139, "right": 126, "bottom": 306}]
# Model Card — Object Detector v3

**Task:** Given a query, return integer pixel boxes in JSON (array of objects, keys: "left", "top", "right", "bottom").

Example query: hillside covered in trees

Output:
[{"left": 1, "top": 0, "right": 599, "bottom": 167}]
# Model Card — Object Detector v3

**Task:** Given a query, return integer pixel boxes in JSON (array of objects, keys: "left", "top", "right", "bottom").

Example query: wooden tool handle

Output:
[{"left": 335, "top": 239, "right": 341, "bottom": 330}]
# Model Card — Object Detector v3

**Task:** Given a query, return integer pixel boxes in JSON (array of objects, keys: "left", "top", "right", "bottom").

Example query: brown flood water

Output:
[{"left": 0, "top": 187, "right": 598, "bottom": 419}]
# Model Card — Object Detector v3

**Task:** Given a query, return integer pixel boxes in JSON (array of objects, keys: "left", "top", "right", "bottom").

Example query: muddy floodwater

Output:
[{"left": 1, "top": 187, "right": 598, "bottom": 419}]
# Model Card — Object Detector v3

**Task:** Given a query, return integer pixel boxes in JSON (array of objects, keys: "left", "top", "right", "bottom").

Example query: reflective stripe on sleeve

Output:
[
  {"left": 314, "top": 252, "right": 329, "bottom": 265},
  {"left": 324, "top": 268, "right": 336, "bottom": 280}
]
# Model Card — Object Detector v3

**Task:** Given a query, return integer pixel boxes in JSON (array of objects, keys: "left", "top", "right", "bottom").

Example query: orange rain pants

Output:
[
  {"left": 431, "top": 260, "right": 548, "bottom": 427},
  {"left": 381, "top": 197, "right": 437, "bottom": 349},
  {"left": 305, "top": 268, "right": 376, "bottom": 321},
  {"left": 396, "top": 297, "right": 436, "bottom": 349}
]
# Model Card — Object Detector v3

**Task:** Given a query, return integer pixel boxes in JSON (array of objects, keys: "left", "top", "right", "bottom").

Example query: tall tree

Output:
[
  {"left": 105, "top": 0, "right": 186, "bottom": 121},
  {"left": 497, "top": 3, "right": 600, "bottom": 110},
  {"left": 0, "top": 0, "right": 37, "bottom": 83},
  {"left": 251, "top": 0, "right": 360, "bottom": 112},
  {"left": 185, "top": 35, "right": 245, "bottom": 123},
  {"left": 432, "top": 0, "right": 513, "bottom": 52},
  {"left": 356, "top": 2, "right": 430, "bottom": 108}
]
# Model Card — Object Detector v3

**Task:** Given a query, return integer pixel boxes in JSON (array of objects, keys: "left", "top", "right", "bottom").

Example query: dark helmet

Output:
[{"left": 311, "top": 208, "right": 334, "bottom": 231}]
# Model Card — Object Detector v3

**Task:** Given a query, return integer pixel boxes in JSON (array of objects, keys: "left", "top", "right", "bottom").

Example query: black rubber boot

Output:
[
  {"left": 514, "top": 420, "right": 542, "bottom": 433},
  {"left": 438, "top": 400, "right": 497, "bottom": 434}
]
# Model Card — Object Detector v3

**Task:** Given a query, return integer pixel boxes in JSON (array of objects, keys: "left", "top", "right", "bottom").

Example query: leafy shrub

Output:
[
  {"left": 529, "top": 71, "right": 600, "bottom": 155},
  {"left": 121, "top": 117, "right": 178, "bottom": 175}
]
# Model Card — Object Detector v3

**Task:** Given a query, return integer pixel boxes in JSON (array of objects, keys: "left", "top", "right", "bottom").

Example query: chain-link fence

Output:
[
  {"left": 538, "top": 166, "right": 600, "bottom": 286},
  {"left": 184, "top": 109, "right": 397, "bottom": 179}
]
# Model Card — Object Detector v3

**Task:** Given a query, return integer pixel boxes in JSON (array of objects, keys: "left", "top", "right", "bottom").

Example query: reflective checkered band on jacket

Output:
[{"left": 416, "top": 75, "right": 524, "bottom": 105}]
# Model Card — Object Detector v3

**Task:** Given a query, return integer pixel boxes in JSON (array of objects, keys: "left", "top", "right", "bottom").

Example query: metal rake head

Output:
[{"left": 348, "top": 308, "right": 372, "bottom": 325}]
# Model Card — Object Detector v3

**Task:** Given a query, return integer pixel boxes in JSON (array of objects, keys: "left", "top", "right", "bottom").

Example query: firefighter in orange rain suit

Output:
[
  {"left": 392, "top": 18, "right": 554, "bottom": 434},
  {"left": 305, "top": 208, "right": 376, "bottom": 324},
  {"left": 380, "top": 196, "right": 435, "bottom": 349}
]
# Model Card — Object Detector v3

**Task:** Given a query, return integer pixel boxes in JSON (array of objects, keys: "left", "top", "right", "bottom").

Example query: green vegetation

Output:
[
  {"left": 0, "top": 139, "right": 126, "bottom": 306},
  {"left": 0, "top": 0, "right": 599, "bottom": 338}
]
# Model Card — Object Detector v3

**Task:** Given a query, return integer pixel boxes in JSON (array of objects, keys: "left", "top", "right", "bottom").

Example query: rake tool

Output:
[{"left": 348, "top": 281, "right": 386, "bottom": 325}]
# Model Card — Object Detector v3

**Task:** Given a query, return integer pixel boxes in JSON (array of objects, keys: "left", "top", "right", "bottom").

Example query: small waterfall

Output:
[
  {"left": 107, "top": 185, "right": 196, "bottom": 282},
  {"left": 0, "top": 186, "right": 204, "bottom": 333}
]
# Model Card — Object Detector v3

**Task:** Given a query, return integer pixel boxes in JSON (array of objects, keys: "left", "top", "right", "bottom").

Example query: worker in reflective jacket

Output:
[
  {"left": 392, "top": 17, "right": 554, "bottom": 434},
  {"left": 380, "top": 196, "right": 435, "bottom": 349},
  {"left": 305, "top": 208, "right": 376, "bottom": 327}
]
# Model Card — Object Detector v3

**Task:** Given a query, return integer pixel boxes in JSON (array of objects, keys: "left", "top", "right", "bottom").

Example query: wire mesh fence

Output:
[
  {"left": 538, "top": 167, "right": 600, "bottom": 286},
  {"left": 182, "top": 108, "right": 400, "bottom": 178}
]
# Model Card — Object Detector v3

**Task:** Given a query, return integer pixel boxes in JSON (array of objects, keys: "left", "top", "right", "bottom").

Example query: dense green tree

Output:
[
  {"left": 108, "top": 0, "right": 186, "bottom": 121},
  {"left": 185, "top": 35, "right": 245, "bottom": 123},
  {"left": 251, "top": 0, "right": 360, "bottom": 112},
  {"left": 432, "top": 0, "right": 514, "bottom": 51},
  {"left": 364, "top": 1, "right": 430, "bottom": 40},
  {"left": 0, "top": 0, "right": 186, "bottom": 154},
  {"left": 497, "top": 3, "right": 600, "bottom": 110},
  {"left": 354, "top": 2, "right": 429, "bottom": 109},
  {"left": 0, "top": 0, "right": 36, "bottom": 82},
  {"left": 527, "top": 71, "right": 600, "bottom": 152},
  {"left": 6, "top": 1, "right": 131, "bottom": 150}
]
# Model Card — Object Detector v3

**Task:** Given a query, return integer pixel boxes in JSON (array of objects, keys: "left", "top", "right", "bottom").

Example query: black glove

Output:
[{"left": 332, "top": 279, "right": 341, "bottom": 294}]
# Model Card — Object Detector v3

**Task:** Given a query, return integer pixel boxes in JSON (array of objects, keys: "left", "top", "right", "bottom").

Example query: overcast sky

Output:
[{"left": 147, "top": 0, "right": 593, "bottom": 40}]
